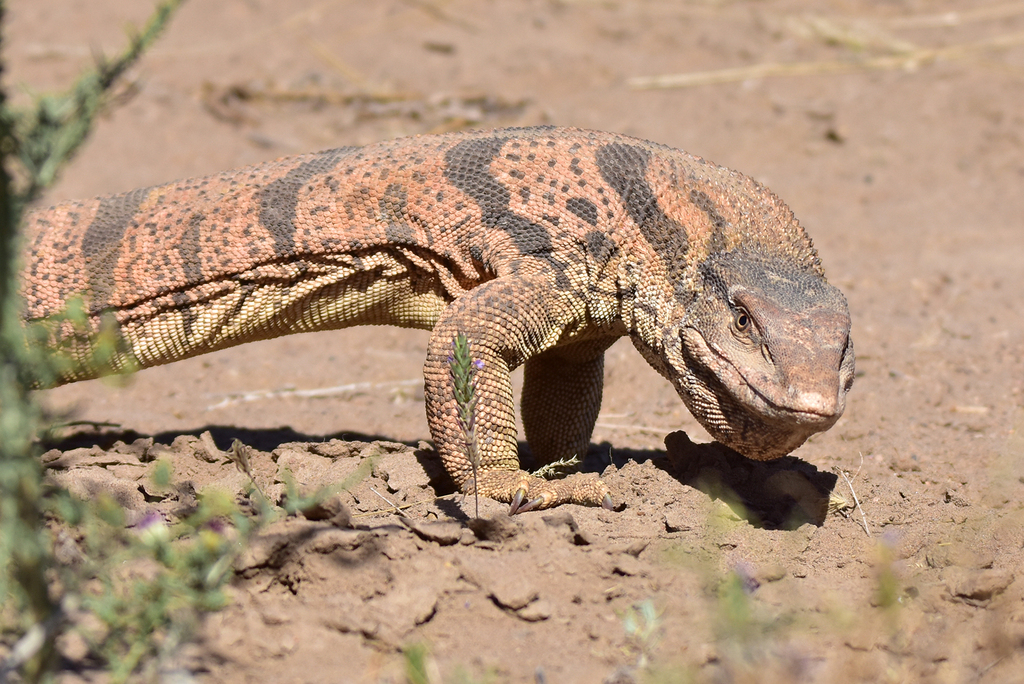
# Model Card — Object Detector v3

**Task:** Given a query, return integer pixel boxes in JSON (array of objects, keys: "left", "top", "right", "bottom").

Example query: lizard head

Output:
[{"left": 649, "top": 248, "right": 855, "bottom": 460}]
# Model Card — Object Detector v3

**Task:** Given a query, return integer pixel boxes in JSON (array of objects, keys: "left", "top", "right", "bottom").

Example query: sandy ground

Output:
[{"left": 4, "top": 0, "right": 1024, "bottom": 681}]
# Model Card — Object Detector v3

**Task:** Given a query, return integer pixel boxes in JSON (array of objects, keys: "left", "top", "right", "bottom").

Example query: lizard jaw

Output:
[{"left": 677, "top": 326, "right": 845, "bottom": 459}]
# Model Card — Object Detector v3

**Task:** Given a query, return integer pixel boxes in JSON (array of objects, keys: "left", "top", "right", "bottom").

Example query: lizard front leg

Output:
[{"left": 423, "top": 273, "right": 614, "bottom": 513}]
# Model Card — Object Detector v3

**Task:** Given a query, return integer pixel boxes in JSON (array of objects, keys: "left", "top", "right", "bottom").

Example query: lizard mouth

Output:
[{"left": 681, "top": 326, "right": 843, "bottom": 426}]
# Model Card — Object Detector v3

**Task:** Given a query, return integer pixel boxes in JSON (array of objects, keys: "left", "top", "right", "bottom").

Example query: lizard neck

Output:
[{"left": 616, "top": 253, "right": 674, "bottom": 349}]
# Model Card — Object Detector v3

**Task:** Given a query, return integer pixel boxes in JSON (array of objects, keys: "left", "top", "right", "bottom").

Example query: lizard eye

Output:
[{"left": 733, "top": 308, "right": 751, "bottom": 333}]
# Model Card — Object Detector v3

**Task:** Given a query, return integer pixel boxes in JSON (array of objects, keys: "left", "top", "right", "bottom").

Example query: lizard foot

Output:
[{"left": 468, "top": 470, "right": 614, "bottom": 514}]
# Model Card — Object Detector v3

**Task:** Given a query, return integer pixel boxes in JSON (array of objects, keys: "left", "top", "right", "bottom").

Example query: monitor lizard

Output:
[{"left": 21, "top": 126, "right": 855, "bottom": 513}]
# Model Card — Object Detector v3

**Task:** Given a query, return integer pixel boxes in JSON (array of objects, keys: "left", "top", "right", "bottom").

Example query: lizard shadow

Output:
[
  {"left": 495, "top": 434, "right": 837, "bottom": 530},
  {"left": 41, "top": 424, "right": 437, "bottom": 571},
  {"left": 640, "top": 431, "right": 838, "bottom": 530},
  {"left": 45, "top": 425, "right": 837, "bottom": 530},
  {"left": 40, "top": 424, "right": 417, "bottom": 454}
]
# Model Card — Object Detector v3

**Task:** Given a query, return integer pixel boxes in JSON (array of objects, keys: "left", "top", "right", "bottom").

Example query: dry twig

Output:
[
  {"left": 370, "top": 487, "right": 407, "bottom": 518},
  {"left": 351, "top": 498, "right": 429, "bottom": 518},
  {"left": 836, "top": 455, "right": 871, "bottom": 538}
]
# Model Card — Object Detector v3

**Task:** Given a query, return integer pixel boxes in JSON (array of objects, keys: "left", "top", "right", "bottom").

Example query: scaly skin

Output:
[{"left": 21, "top": 126, "right": 855, "bottom": 512}]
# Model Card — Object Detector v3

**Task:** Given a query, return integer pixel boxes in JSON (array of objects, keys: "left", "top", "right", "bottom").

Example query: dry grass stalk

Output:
[
  {"left": 629, "top": 30, "right": 1024, "bottom": 89},
  {"left": 205, "top": 378, "right": 421, "bottom": 409},
  {"left": 887, "top": 2, "right": 1024, "bottom": 29},
  {"left": 784, "top": 14, "right": 917, "bottom": 54}
]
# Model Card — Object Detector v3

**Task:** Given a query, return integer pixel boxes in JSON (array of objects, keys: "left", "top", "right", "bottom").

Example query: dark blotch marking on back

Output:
[
  {"left": 566, "top": 197, "right": 599, "bottom": 226},
  {"left": 256, "top": 147, "right": 356, "bottom": 257},
  {"left": 82, "top": 186, "right": 151, "bottom": 311},
  {"left": 174, "top": 213, "right": 205, "bottom": 338},
  {"left": 443, "top": 137, "right": 555, "bottom": 259},
  {"left": 595, "top": 143, "right": 688, "bottom": 289},
  {"left": 178, "top": 213, "right": 204, "bottom": 284},
  {"left": 688, "top": 188, "right": 728, "bottom": 254},
  {"left": 381, "top": 183, "right": 415, "bottom": 244}
]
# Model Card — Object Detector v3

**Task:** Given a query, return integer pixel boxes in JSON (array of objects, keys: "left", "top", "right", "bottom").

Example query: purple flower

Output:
[
  {"left": 733, "top": 562, "right": 760, "bottom": 594},
  {"left": 134, "top": 510, "right": 166, "bottom": 531},
  {"left": 204, "top": 518, "right": 228, "bottom": 535},
  {"left": 135, "top": 510, "right": 170, "bottom": 544}
]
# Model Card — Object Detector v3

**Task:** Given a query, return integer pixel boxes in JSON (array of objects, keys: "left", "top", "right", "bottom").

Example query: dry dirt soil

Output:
[{"left": 5, "top": 0, "right": 1024, "bottom": 682}]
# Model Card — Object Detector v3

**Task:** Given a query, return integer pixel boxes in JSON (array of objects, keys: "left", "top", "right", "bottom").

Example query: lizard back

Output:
[{"left": 22, "top": 126, "right": 821, "bottom": 381}]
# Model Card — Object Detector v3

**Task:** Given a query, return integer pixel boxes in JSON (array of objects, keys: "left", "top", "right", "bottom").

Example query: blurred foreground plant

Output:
[
  {"left": 0, "top": 3, "right": 210, "bottom": 682},
  {"left": 75, "top": 485, "right": 252, "bottom": 682}
]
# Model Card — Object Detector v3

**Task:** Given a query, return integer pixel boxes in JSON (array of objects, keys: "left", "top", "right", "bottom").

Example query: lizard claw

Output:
[
  {"left": 500, "top": 472, "right": 613, "bottom": 514},
  {"left": 513, "top": 496, "right": 546, "bottom": 514},
  {"left": 509, "top": 487, "right": 528, "bottom": 515}
]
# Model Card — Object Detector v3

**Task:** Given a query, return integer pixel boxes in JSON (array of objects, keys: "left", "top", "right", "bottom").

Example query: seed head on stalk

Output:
[{"left": 448, "top": 334, "right": 483, "bottom": 518}]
